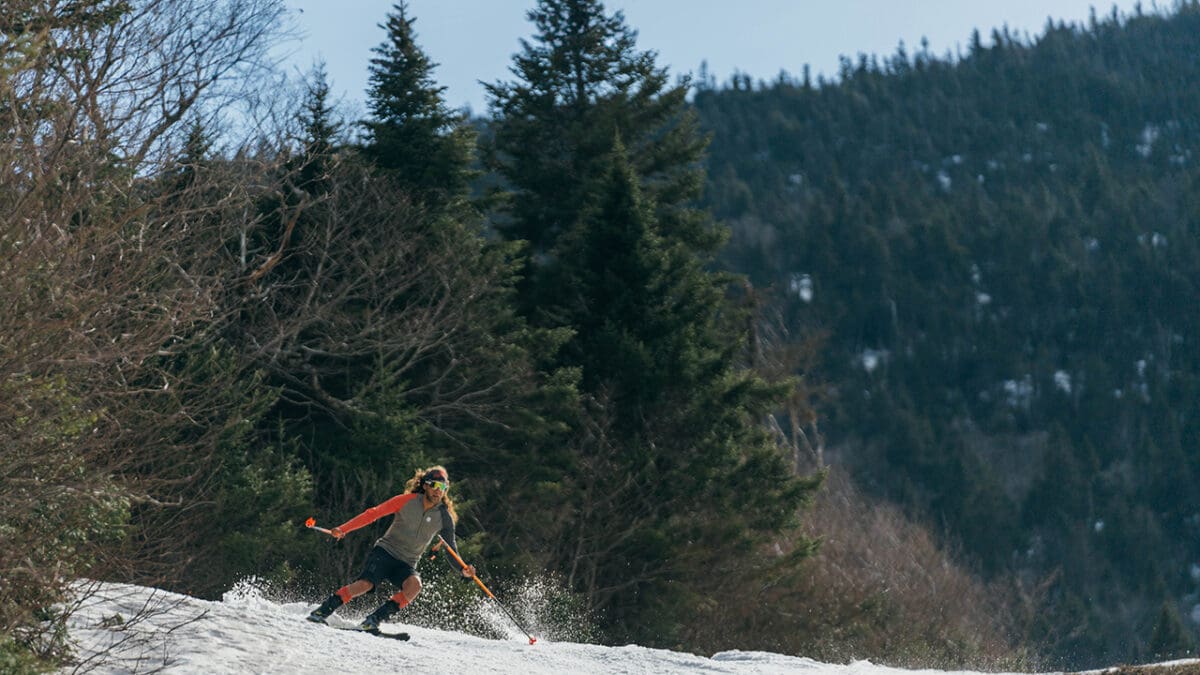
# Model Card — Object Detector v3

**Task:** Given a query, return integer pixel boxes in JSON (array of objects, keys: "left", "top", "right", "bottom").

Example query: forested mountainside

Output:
[
  {"left": 6, "top": 1, "right": 821, "bottom": 670},
  {"left": 695, "top": 4, "right": 1200, "bottom": 667},
  {"left": 9, "top": 0, "right": 1200, "bottom": 672}
]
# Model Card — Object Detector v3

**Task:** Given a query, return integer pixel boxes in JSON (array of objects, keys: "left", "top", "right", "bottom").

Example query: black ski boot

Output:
[
  {"left": 356, "top": 599, "right": 401, "bottom": 633},
  {"left": 306, "top": 593, "right": 345, "bottom": 624}
]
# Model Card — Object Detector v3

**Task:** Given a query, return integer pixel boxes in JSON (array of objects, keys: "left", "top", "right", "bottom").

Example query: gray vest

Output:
[{"left": 375, "top": 494, "right": 455, "bottom": 567}]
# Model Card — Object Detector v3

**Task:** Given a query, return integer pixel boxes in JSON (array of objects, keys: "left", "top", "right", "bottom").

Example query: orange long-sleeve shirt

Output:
[{"left": 337, "top": 493, "right": 462, "bottom": 570}]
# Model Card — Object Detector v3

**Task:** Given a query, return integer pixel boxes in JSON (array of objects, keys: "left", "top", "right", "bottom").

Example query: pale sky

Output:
[{"left": 278, "top": 0, "right": 1146, "bottom": 116}]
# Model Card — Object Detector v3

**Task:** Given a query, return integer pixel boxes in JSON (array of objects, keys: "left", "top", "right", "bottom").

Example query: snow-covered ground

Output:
[{"left": 59, "top": 582, "right": 1198, "bottom": 674}]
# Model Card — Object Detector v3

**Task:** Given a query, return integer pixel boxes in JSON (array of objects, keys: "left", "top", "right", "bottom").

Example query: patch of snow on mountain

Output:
[{"left": 59, "top": 581, "right": 1068, "bottom": 674}]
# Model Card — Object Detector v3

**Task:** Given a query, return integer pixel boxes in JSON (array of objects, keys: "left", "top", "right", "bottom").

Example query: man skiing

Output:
[{"left": 306, "top": 465, "right": 475, "bottom": 632}]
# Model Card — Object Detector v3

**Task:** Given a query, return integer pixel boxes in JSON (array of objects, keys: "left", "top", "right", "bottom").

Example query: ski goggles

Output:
[{"left": 423, "top": 479, "right": 449, "bottom": 492}]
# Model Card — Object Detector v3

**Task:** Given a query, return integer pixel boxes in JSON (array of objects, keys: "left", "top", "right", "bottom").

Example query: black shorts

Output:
[{"left": 356, "top": 546, "right": 418, "bottom": 589}]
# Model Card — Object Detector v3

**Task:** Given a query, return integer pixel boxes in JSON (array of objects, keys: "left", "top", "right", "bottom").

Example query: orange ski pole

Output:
[{"left": 437, "top": 535, "right": 537, "bottom": 645}]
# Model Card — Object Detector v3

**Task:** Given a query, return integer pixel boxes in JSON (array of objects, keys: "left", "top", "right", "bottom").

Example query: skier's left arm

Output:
[{"left": 439, "top": 510, "right": 475, "bottom": 578}]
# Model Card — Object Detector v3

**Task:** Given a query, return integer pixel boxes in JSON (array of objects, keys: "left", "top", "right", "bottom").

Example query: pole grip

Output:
[{"left": 304, "top": 517, "right": 334, "bottom": 535}]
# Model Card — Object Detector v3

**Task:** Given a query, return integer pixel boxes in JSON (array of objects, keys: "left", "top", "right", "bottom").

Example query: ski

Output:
[
  {"left": 307, "top": 615, "right": 411, "bottom": 641},
  {"left": 332, "top": 626, "right": 410, "bottom": 641}
]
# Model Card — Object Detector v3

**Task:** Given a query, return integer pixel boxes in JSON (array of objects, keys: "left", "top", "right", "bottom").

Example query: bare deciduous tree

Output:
[
  {"left": 1, "top": 0, "right": 286, "bottom": 666},
  {"left": 233, "top": 165, "right": 536, "bottom": 439}
]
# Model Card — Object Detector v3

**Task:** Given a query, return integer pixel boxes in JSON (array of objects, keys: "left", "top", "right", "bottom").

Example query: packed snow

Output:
[{"left": 60, "top": 581, "right": 1199, "bottom": 674}]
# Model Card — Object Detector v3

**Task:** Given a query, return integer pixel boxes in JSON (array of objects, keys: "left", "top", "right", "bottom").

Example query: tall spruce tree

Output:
[
  {"left": 294, "top": 62, "right": 341, "bottom": 196},
  {"left": 486, "top": 0, "right": 818, "bottom": 645},
  {"left": 361, "top": 1, "right": 473, "bottom": 205},
  {"left": 484, "top": 0, "right": 717, "bottom": 266}
]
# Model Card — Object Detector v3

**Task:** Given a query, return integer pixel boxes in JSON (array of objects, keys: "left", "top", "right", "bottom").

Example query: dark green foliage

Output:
[
  {"left": 1149, "top": 601, "right": 1196, "bottom": 660},
  {"left": 361, "top": 1, "right": 475, "bottom": 206},
  {"left": 695, "top": 2, "right": 1200, "bottom": 667},
  {"left": 483, "top": 0, "right": 716, "bottom": 263},
  {"left": 0, "top": 377, "right": 125, "bottom": 670},
  {"left": 485, "top": 0, "right": 819, "bottom": 646},
  {"left": 294, "top": 62, "right": 341, "bottom": 195},
  {"left": 99, "top": 343, "right": 292, "bottom": 599},
  {"left": 23, "top": 0, "right": 1200, "bottom": 668},
  {"left": 219, "top": 46, "right": 569, "bottom": 611},
  {"left": 0, "top": 0, "right": 129, "bottom": 36}
]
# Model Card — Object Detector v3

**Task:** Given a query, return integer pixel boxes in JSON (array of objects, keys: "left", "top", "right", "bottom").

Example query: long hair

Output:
[{"left": 404, "top": 465, "right": 458, "bottom": 523}]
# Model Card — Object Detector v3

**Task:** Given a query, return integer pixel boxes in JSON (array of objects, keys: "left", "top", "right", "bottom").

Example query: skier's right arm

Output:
[{"left": 334, "top": 493, "right": 417, "bottom": 536}]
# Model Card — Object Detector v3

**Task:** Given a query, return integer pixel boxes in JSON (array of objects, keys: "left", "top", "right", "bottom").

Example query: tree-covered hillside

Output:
[
  {"left": 2, "top": 0, "right": 822, "bottom": 669},
  {"left": 10, "top": 0, "right": 1200, "bottom": 671},
  {"left": 695, "top": 4, "right": 1200, "bottom": 667}
]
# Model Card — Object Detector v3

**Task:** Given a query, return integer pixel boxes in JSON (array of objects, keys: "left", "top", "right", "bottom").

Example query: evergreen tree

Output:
[
  {"left": 177, "top": 117, "right": 214, "bottom": 190},
  {"left": 1148, "top": 601, "right": 1196, "bottom": 659},
  {"left": 484, "top": 0, "right": 716, "bottom": 265},
  {"left": 361, "top": 1, "right": 474, "bottom": 205},
  {"left": 486, "top": 0, "right": 818, "bottom": 645},
  {"left": 294, "top": 62, "right": 341, "bottom": 196}
]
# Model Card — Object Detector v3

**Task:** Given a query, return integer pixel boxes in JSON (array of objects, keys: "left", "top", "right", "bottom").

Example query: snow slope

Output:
[{"left": 60, "top": 582, "right": 1196, "bottom": 675}]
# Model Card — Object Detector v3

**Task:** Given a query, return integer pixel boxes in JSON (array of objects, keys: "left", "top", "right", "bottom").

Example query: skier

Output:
[{"left": 306, "top": 465, "right": 476, "bottom": 632}]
